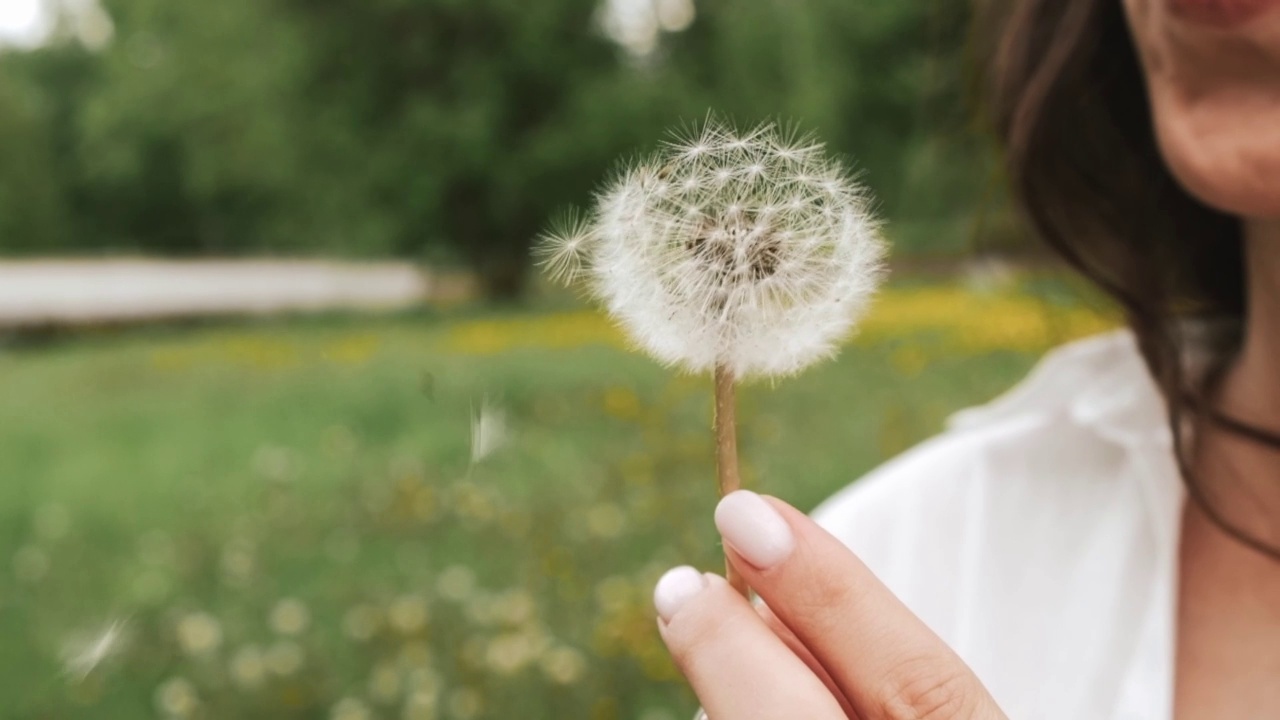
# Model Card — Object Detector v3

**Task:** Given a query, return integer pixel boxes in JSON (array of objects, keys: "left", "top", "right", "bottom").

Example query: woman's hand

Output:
[{"left": 654, "top": 490, "right": 1007, "bottom": 720}]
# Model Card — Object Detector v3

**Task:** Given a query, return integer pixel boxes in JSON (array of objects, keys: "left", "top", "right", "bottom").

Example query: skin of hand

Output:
[{"left": 654, "top": 490, "right": 1007, "bottom": 720}]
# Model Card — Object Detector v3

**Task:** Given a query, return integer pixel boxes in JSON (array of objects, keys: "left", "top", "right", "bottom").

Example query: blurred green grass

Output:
[{"left": 0, "top": 278, "right": 1111, "bottom": 719}]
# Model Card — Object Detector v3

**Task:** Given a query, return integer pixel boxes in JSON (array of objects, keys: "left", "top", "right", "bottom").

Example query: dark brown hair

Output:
[{"left": 984, "top": 1, "right": 1280, "bottom": 557}]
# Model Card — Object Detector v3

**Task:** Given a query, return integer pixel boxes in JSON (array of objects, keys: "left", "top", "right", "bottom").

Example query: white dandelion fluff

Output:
[
  {"left": 469, "top": 398, "right": 508, "bottom": 464},
  {"left": 61, "top": 619, "right": 128, "bottom": 680},
  {"left": 536, "top": 116, "right": 886, "bottom": 597},
  {"left": 538, "top": 117, "right": 885, "bottom": 380}
]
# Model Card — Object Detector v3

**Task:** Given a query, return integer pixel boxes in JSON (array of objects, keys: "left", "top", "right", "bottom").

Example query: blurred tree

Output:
[
  {"left": 0, "top": 53, "right": 77, "bottom": 252},
  {"left": 289, "top": 0, "right": 672, "bottom": 296},
  {"left": 0, "top": 0, "right": 990, "bottom": 295},
  {"left": 75, "top": 0, "right": 310, "bottom": 254}
]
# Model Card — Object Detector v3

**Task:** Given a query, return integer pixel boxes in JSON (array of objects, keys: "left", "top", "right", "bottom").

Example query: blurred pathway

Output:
[{"left": 0, "top": 259, "right": 433, "bottom": 327}]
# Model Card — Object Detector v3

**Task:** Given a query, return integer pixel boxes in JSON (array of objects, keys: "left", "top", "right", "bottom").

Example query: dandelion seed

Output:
[
  {"left": 535, "top": 210, "right": 595, "bottom": 284},
  {"left": 61, "top": 619, "right": 127, "bottom": 680},
  {"left": 469, "top": 398, "right": 508, "bottom": 464}
]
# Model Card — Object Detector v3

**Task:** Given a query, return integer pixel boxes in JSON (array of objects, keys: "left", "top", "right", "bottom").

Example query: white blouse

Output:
[{"left": 812, "top": 330, "right": 1184, "bottom": 720}]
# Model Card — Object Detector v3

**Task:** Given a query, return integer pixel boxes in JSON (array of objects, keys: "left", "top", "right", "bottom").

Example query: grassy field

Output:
[{"left": 0, "top": 277, "right": 1112, "bottom": 720}]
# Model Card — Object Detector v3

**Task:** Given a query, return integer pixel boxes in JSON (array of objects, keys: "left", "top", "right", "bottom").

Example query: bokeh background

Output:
[{"left": 0, "top": 1, "right": 1114, "bottom": 719}]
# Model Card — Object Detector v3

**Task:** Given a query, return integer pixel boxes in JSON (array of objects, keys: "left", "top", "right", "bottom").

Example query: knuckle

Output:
[
  {"left": 788, "top": 560, "right": 868, "bottom": 632},
  {"left": 878, "top": 655, "right": 980, "bottom": 720}
]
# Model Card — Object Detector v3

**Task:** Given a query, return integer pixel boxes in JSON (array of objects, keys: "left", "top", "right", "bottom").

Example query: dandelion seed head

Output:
[{"left": 536, "top": 117, "right": 885, "bottom": 379}]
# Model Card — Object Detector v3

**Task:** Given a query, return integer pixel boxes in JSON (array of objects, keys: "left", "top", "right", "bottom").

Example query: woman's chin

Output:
[{"left": 1152, "top": 88, "right": 1280, "bottom": 219}]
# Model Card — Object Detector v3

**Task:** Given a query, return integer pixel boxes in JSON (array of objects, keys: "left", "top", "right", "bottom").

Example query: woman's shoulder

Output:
[{"left": 810, "top": 329, "right": 1176, "bottom": 629}]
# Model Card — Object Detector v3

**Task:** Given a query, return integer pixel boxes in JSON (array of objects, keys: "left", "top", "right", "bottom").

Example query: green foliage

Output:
[{"left": 0, "top": 0, "right": 996, "bottom": 294}]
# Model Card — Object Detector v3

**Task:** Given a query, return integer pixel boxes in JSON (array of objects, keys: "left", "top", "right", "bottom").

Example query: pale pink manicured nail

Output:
[
  {"left": 715, "top": 490, "right": 795, "bottom": 569},
  {"left": 654, "top": 566, "right": 708, "bottom": 622}
]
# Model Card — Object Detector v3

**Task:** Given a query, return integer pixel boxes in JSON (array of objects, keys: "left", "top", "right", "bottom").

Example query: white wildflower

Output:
[
  {"left": 538, "top": 116, "right": 885, "bottom": 380},
  {"left": 229, "top": 645, "right": 267, "bottom": 689},
  {"left": 387, "top": 594, "right": 429, "bottom": 635},
  {"left": 175, "top": 611, "right": 222, "bottom": 657},
  {"left": 330, "top": 697, "right": 372, "bottom": 720},
  {"left": 539, "top": 644, "right": 588, "bottom": 685},
  {"left": 265, "top": 640, "right": 304, "bottom": 675},
  {"left": 269, "top": 597, "right": 311, "bottom": 636},
  {"left": 446, "top": 687, "right": 483, "bottom": 720},
  {"left": 435, "top": 564, "right": 477, "bottom": 602},
  {"left": 342, "top": 603, "right": 382, "bottom": 641},
  {"left": 154, "top": 677, "right": 199, "bottom": 717}
]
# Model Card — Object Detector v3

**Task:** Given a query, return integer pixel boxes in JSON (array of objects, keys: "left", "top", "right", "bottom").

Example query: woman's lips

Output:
[{"left": 1169, "top": 0, "right": 1280, "bottom": 27}]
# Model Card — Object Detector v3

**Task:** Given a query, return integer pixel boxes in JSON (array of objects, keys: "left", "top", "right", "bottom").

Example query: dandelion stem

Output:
[{"left": 714, "top": 362, "right": 749, "bottom": 597}]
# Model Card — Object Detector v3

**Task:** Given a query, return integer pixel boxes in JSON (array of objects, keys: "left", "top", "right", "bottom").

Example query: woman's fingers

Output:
[
  {"left": 715, "top": 491, "right": 1006, "bottom": 720},
  {"left": 654, "top": 566, "right": 847, "bottom": 719},
  {"left": 754, "top": 600, "right": 860, "bottom": 719}
]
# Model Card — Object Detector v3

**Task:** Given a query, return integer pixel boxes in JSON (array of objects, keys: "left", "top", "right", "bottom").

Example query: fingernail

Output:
[
  {"left": 715, "top": 490, "right": 795, "bottom": 569},
  {"left": 654, "top": 565, "right": 708, "bottom": 622}
]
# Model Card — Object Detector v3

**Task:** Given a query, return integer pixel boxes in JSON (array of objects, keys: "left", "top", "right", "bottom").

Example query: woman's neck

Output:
[
  {"left": 1224, "top": 219, "right": 1280, "bottom": 427},
  {"left": 1197, "top": 218, "right": 1280, "bottom": 545}
]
